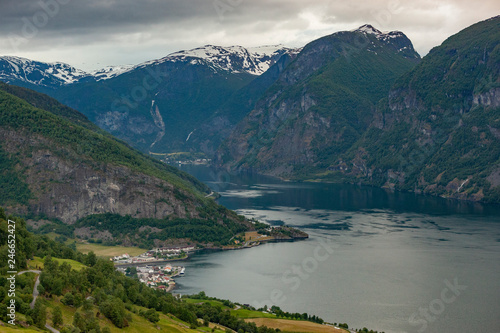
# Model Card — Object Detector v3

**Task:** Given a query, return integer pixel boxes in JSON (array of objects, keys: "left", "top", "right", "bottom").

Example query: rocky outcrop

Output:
[
  {"left": 217, "top": 25, "right": 420, "bottom": 177},
  {"left": 335, "top": 16, "right": 500, "bottom": 203},
  {"left": 473, "top": 87, "right": 500, "bottom": 108},
  {"left": 0, "top": 129, "right": 200, "bottom": 224}
]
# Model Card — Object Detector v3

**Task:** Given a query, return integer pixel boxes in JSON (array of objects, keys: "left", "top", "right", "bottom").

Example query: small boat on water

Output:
[{"left": 179, "top": 267, "right": 185, "bottom": 275}]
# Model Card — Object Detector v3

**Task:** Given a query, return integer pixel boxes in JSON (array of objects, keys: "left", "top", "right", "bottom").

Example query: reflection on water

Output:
[
  {"left": 186, "top": 165, "right": 500, "bottom": 216},
  {"left": 170, "top": 165, "right": 500, "bottom": 333}
]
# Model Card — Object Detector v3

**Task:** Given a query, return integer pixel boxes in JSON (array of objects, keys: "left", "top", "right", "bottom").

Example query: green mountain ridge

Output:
[
  {"left": 216, "top": 17, "right": 500, "bottom": 203},
  {"left": 0, "top": 82, "right": 99, "bottom": 132},
  {"left": 331, "top": 16, "right": 500, "bottom": 202},
  {"left": 2, "top": 19, "right": 499, "bottom": 205},
  {"left": 0, "top": 84, "right": 255, "bottom": 246},
  {"left": 216, "top": 25, "right": 421, "bottom": 178}
]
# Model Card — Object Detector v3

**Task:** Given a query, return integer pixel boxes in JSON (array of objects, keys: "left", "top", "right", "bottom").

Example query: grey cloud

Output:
[{"left": 0, "top": 0, "right": 499, "bottom": 70}]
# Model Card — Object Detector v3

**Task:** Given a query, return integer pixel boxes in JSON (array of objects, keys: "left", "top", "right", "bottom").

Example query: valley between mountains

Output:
[
  {"left": 0, "top": 17, "right": 498, "bottom": 251},
  {"left": 0, "top": 13, "right": 499, "bottom": 333},
  {"left": 3, "top": 18, "right": 498, "bottom": 204}
]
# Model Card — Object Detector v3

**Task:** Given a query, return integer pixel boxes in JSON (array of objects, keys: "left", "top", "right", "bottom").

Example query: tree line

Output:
[{"left": 0, "top": 208, "right": 280, "bottom": 332}]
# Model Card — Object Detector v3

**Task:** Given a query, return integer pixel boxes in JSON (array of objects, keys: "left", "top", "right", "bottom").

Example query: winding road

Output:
[
  {"left": 17, "top": 270, "right": 60, "bottom": 333},
  {"left": 17, "top": 269, "right": 41, "bottom": 309}
]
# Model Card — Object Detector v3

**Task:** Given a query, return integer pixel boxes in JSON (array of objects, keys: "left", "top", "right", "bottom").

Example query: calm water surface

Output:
[{"left": 170, "top": 165, "right": 500, "bottom": 333}]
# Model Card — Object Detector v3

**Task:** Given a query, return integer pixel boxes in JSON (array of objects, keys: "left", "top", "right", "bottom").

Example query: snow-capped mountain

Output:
[
  {"left": 0, "top": 56, "right": 139, "bottom": 89},
  {"left": 137, "top": 44, "right": 299, "bottom": 75},
  {"left": 351, "top": 24, "right": 420, "bottom": 58},
  {"left": 352, "top": 24, "right": 403, "bottom": 38},
  {"left": 0, "top": 45, "right": 297, "bottom": 89},
  {"left": 90, "top": 65, "right": 135, "bottom": 81},
  {"left": 0, "top": 56, "right": 91, "bottom": 88}
]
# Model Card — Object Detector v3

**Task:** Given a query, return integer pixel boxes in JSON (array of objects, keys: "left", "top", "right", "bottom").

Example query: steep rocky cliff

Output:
[
  {"left": 332, "top": 16, "right": 500, "bottom": 202},
  {"left": 1, "top": 130, "right": 199, "bottom": 224},
  {"left": 0, "top": 85, "right": 248, "bottom": 233},
  {"left": 217, "top": 25, "right": 420, "bottom": 177}
]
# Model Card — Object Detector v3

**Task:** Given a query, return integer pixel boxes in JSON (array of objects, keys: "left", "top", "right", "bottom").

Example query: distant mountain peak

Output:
[
  {"left": 140, "top": 44, "right": 299, "bottom": 75},
  {"left": 90, "top": 64, "right": 135, "bottom": 81},
  {"left": 0, "top": 55, "right": 90, "bottom": 87},
  {"left": 354, "top": 24, "right": 383, "bottom": 35},
  {"left": 347, "top": 24, "right": 418, "bottom": 59},
  {"left": 0, "top": 44, "right": 298, "bottom": 89},
  {"left": 352, "top": 24, "right": 406, "bottom": 39}
]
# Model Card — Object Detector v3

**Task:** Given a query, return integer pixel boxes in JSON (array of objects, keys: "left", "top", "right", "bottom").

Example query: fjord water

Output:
[{"left": 174, "top": 165, "right": 500, "bottom": 333}]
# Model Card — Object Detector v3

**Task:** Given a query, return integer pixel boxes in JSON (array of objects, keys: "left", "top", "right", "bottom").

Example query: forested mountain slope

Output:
[
  {"left": 217, "top": 25, "right": 420, "bottom": 177},
  {"left": 333, "top": 16, "right": 500, "bottom": 202},
  {"left": 0, "top": 84, "right": 254, "bottom": 246}
]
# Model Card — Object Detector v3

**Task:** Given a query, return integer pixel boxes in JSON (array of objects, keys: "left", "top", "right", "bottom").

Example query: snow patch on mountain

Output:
[
  {"left": 91, "top": 65, "right": 135, "bottom": 81},
  {"left": 0, "top": 56, "right": 90, "bottom": 86},
  {"left": 139, "top": 44, "right": 299, "bottom": 75},
  {"left": 350, "top": 24, "right": 419, "bottom": 58},
  {"left": 354, "top": 24, "right": 384, "bottom": 35},
  {"left": 0, "top": 44, "right": 299, "bottom": 88},
  {"left": 352, "top": 24, "right": 406, "bottom": 40}
]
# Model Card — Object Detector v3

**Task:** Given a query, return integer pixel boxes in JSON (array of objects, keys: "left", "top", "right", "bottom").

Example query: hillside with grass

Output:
[
  {"left": 0, "top": 84, "right": 261, "bottom": 247},
  {"left": 0, "top": 82, "right": 99, "bottom": 132},
  {"left": 0, "top": 210, "right": 343, "bottom": 333}
]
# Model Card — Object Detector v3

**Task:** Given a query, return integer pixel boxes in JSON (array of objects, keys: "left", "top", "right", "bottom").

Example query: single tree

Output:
[
  {"left": 52, "top": 306, "right": 63, "bottom": 327},
  {"left": 73, "top": 311, "right": 85, "bottom": 332},
  {"left": 32, "top": 299, "right": 47, "bottom": 329},
  {"left": 86, "top": 251, "right": 97, "bottom": 267}
]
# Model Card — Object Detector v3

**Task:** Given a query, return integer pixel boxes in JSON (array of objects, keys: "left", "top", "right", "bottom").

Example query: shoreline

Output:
[
  {"left": 115, "top": 236, "right": 308, "bottom": 293},
  {"left": 116, "top": 236, "right": 308, "bottom": 267},
  {"left": 197, "top": 163, "right": 500, "bottom": 206},
  {"left": 114, "top": 255, "right": 189, "bottom": 267},
  {"left": 115, "top": 230, "right": 308, "bottom": 268}
]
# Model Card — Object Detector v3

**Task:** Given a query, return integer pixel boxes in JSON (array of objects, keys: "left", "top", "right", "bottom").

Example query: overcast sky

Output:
[{"left": 0, "top": 0, "right": 498, "bottom": 71}]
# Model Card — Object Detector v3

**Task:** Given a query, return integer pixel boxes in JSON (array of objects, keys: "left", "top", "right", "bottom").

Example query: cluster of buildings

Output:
[
  {"left": 164, "top": 157, "right": 212, "bottom": 165},
  {"left": 112, "top": 247, "right": 192, "bottom": 292},
  {"left": 111, "top": 246, "right": 195, "bottom": 264},
  {"left": 150, "top": 246, "right": 195, "bottom": 256},
  {"left": 121, "top": 264, "right": 185, "bottom": 291}
]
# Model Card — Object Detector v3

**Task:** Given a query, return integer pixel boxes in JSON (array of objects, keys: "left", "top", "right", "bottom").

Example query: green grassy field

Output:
[
  {"left": 0, "top": 326, "right": 42, "bottom": 333},
  {"left": 35, "top": 232, "right": 147, "bottom": 258},
  {"left": 183, "top": 300, "right": 342, "bottom": 333},
  {"left": 245, "top": 318, "right": 345, "bottom": 333},
  {"left": 183, "top": 298, "right": 278, "bottom": 320},
  {"left": 183, "top": 298, "right": 230, "bottom": 308},
  {"left": 75, "top": 243, "right": 146, "bottom": 257},
  {"left": 27, "top": 257, "right": 87, "bottom": 271},
  {"left": 40, "top": 233, "right": 146, "bottom": 258},
  {"left": 230, "top": 309, "right": 277, "bottom": 319},
  {"left": 43, "top": 298, "right": 222, "bottom": 333}
]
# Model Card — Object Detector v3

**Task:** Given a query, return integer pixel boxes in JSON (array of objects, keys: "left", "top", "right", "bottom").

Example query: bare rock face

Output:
[
  {"left": 333, "top": 17, "right": 500, "bottom": 203},
  {"left": 217, "top": 25, "right": 419, "bottom": 177},
  {"left": 473, "top": 87, "right": 500, "bottom": 108},
  {"left": 1, "top": 129, "right": 198, "bottom": 224}
]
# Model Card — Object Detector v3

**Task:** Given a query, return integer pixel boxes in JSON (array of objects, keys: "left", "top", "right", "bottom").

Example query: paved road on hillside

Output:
[{"left": 17, "top": 270, "right": 60, "bottom": 333}]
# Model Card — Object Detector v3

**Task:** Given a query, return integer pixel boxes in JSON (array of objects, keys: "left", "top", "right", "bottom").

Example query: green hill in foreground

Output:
[{"left": 0, "top": 210, "right": 347, "bottom": 333}]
